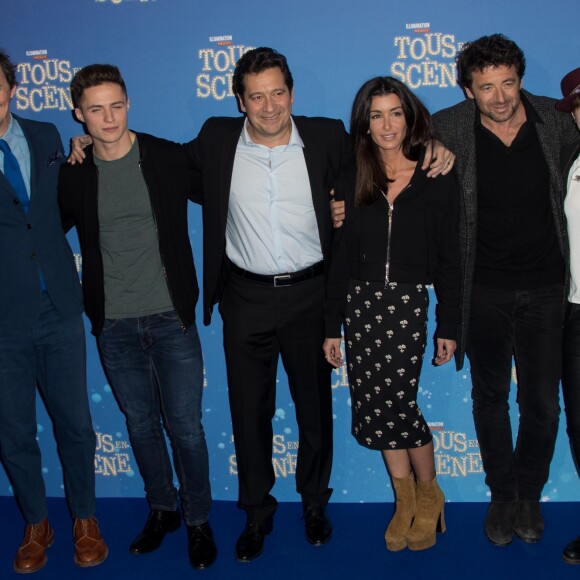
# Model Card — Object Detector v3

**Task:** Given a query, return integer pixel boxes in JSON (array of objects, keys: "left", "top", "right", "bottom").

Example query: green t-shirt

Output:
[{"left": 95, "top": 140, "right": 173, "bottom": 319}]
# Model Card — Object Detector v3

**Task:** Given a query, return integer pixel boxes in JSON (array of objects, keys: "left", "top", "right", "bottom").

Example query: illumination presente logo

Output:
[
  {"left": 390, "top": 24, "right": 466, "bottom": 90},
  {"left": 428, "top": 422, "right": 483, "bottom": 477},
  {"left": 196, "top": 37, "right": 254, "bottom": 101},
  {"left": 14, "top": 51, "right": 82, "bottom": 113},
  {"left": 94, "top": 432, "right": 133, "bottom": 477},
  {"left": 229, "top": 434, "right": 298, "bottom": 479}
]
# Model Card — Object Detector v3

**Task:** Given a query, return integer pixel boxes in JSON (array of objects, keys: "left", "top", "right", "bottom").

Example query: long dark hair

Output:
[{"left": 350, "top": 76, "right": 432, "bottom": 207}]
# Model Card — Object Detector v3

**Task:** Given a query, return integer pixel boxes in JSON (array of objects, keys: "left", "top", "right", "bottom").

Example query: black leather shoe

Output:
[
  {"left": 304, "top": 506, "right": 332, "bottom": 546},
  {"left": 515, "top": 500, "right": 544, "bottom": 543},
  {"left": 187, "top": 522, "right": 217, "bottom": 569},
  {"left": 129, "top": 509, "right": 181, "bottom": 554},
  {"left": 235, "top": 519, "right": 273, "bottom": 563},
  {"left": 484, "top": 501, "right": 517, "bottom": 546},
  {"left": 563, "top": 536, "right": 580, "bottom": 564}
]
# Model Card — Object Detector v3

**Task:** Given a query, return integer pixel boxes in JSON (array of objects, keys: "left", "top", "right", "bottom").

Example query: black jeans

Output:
[
  {"left": 563, "top": 301, "right": 580, "bottom": 470},
  {"left": 466, "top": 284, "right": 564, "bottom": 502}
]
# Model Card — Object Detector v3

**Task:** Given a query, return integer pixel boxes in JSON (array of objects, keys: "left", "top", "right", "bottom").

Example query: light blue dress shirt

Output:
[
  {"left": 226, "top": 118, "right": 323, "bottom": 275},
  {"left": 0, "top": 114, "right": 32, "bottom": 198}
]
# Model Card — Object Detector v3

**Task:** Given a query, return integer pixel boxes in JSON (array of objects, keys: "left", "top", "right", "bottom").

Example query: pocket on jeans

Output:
[
  {"left": 157, "top": 310, "right": 179, "bottom": 321},
  {"left": 102, "top": 318, "right": 120, "bottom": 332}
]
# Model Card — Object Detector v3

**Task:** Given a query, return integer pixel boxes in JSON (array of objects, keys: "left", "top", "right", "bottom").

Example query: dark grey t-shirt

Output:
[{"left": 95, "top": 140, "right": 173, "bottom": 318}]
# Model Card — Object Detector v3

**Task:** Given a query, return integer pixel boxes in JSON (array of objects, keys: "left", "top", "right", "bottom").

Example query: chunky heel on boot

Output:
[
  {"left": 406, "top": 477, "right": 445, "bottom": 551},
  {"left": 385, "top": 473, "right": 416, "bottom": 551}
]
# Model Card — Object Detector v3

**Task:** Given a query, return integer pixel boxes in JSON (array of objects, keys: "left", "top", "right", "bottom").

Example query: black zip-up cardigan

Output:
[
  {"left": 58, "top": 132, "right": 202, "bottom": 335},
  {"left": 325, "top": 152, "right": 461, "bottom": 349}
]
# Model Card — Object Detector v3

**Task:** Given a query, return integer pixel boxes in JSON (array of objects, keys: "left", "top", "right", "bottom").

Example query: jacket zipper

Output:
[
  {"left": 384, "top": 197, "right": 393, "bottom": 287},
  {"left": 138, "top": 158, "right": 186, "bottom": 332}
]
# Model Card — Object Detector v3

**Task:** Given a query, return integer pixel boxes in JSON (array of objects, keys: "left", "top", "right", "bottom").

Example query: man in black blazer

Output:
[
  {"left": 0, "top": 50, "right": 106, "bottom": 573},
  {"left": 187, "top": 47, "right": 349, "bottom": 562}
]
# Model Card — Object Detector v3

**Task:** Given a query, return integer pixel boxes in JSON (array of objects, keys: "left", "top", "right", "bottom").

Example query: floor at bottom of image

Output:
[{"left": 0, "top": 496, "right": 578, "bottom": 579}]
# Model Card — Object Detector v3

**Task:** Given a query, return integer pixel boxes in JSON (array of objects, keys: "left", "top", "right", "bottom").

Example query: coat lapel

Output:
[
  {"left": 13, "top": 115, "right": 39, "bottom": 210},
  {"left": 294, "top": 117, "right": 326, "bottom": 248},
  {"left": 219, "top": 121, "right": 244, "bottom": 235}
]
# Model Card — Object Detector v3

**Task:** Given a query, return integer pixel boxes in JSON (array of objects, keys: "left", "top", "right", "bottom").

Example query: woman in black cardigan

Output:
[{"left": 324, "top": 77, "right": 461, "bottom": 552}]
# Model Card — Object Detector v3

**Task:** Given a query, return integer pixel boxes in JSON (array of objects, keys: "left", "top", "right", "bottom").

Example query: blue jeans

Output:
[
  {"left": 97, "top": 311, "right": 211, "bottom": 526},
  {"left": 0, "top": 293, "right": 96, "bottom": 523}
]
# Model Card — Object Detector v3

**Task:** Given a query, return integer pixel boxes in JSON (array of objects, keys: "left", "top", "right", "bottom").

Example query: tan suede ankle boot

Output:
[
  {"left": 384, "top": 473, "right": 416, "bottom": 551},
  {"left": 406, "top": 476, "right": 445, "bottom": 551}
]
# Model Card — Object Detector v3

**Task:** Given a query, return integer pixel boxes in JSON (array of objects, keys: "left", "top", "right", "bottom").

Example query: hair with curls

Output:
[
  {"left": 0, "top": 49, "right": 17, "bottom": 89},
  {"left": 350, "top": 76, "right": 432, "bottom": 207},
  {"left": 457, "top": 33, "right": 526, "bottom": 90},
  {"left": 232, "top": 47, "right": 294, "bottom": 99},
  {"left": 70, "top": 64, "right": 128, "bottom": 108}
]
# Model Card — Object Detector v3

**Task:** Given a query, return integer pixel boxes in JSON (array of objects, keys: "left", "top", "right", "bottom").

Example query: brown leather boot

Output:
[
  {"left": 14, "top": 518, "right": 54, "bottom": 574},
  {"left": 406, "top": 476, "right": 445, "bottom": 551},
  {"left": 385, "top": 473, "right": 416, "bottom": 551},
  {"left": 73, "top": 516, "right": 108, "bottom": 567}
]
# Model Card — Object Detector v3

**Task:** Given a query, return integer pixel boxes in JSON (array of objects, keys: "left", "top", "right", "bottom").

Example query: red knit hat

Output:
[{"left": 556, "top": 67, "right": 580, "bottom": 112}]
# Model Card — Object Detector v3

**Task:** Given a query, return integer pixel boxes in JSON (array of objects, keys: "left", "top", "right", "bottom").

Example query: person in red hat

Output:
[{"left": 558, "top": 66, "right": 580, "bottom": 565}]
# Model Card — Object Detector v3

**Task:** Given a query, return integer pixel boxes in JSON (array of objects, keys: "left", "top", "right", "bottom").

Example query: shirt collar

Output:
[
  {"left": 240, "top": 116, "right": 304, "bottom": 149},
  {"left": 2, "top": 113, "right": 15, "bottom": 140},
  {"left": 2, "top": 114, "right": 25, "bottom": 146}
]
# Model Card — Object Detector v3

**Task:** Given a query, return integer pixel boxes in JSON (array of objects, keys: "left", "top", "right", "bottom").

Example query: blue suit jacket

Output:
[{"left": 0, "top": 114, "right": 82, "bottom": 334}]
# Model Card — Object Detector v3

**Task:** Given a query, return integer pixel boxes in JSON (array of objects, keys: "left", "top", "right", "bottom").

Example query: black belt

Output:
[{"left": 230, "top": 261, "right": 324, "bottom": 287}]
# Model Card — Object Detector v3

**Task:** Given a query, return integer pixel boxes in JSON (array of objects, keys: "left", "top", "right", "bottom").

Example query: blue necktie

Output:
[{"left": 0, "top": 138, "right": 29, "bottom": 213}]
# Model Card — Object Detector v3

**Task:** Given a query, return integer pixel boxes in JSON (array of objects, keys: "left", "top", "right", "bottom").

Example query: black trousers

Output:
[
  {"left": 563, "top": 301, "right": 580, "bottom": 470},
  {"left": 219, "top": 270, "right": 333, "bottom": 523},
  {"left": 466, "top": 284, "right": 563, "bottom": 502}
]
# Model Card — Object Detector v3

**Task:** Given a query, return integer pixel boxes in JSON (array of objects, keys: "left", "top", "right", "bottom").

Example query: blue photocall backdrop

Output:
[{"left": 1, "top": 0, "right": 579, "bottom": 504}]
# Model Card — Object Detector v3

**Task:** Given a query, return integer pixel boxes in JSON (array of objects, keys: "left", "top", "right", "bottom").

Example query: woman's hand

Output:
[
  {"left": 323, "top": 338, "right": 343, "bottom": 368},
  {"left": 434, "top": 338, "right": 456, "bottom": 365}
]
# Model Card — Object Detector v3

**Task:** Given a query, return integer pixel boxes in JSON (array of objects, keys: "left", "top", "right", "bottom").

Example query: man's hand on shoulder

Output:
[
  {"left": 68, "top": 135, "right": 92, "bottom": 165},
  {"left": 423, "top": 139, "right": 455, "bottom": 178},
  {"left": 329, "top": 189, "right": 345, "bottom": 228}
]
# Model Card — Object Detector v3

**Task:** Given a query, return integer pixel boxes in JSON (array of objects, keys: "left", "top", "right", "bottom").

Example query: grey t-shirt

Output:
[{"left": 95, "top": 140, "right": 173, "bottom": 319}]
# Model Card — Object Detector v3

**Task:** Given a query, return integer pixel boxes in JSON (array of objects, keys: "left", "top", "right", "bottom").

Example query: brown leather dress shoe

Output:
[
  {"left": 73, "top": 516, "right": 108, "bottom": 567},
  {"left": 14, "top": 517, "right": 54, "bottom": 574}
]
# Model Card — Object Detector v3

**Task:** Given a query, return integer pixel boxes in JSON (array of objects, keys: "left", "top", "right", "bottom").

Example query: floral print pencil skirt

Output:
[{"left": 344, "top": 280, "right": 432, "bottom": 450}]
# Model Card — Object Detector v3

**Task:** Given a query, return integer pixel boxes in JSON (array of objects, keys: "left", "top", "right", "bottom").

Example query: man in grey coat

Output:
[{"left": 432, "top": 34, "right": 577, "bottom": 547}]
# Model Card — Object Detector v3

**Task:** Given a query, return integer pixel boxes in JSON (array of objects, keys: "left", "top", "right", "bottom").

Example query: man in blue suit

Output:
[{"left": 0, "top": 50, "right": 107, "bottom": 574}]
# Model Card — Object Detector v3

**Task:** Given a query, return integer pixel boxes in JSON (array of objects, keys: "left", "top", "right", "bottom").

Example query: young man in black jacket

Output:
[{"left": 59, "top": 64, "right": 216, "bottom": 570}]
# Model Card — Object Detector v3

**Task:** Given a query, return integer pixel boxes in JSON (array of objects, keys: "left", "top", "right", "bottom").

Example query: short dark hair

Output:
[
  {"left": 457, "top": 34, "right": 526, "bottom": 90},
  {"left": 350, "top": 76, "right": 432, "bottom": 207},
  {"left": 70, "top": 64, "right": 127, "bottom": 108},
  {"left": 232, "top": 47, "right": 294, "bottom": 98},
  {"left": 0, "top": 49, "right": 17, "bottom": 89}
]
